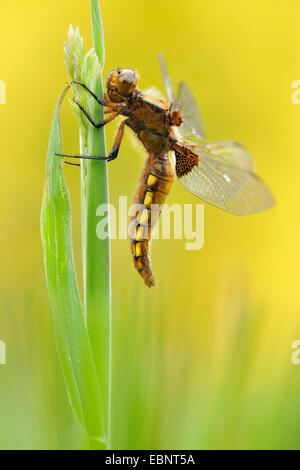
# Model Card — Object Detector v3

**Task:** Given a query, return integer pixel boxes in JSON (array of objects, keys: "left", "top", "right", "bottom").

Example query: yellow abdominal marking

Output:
[
  {"left": 144, "top": 191, "right": 153, "bottom": 206},
  {"left": 130, "top": 155, "right": 174, "bottom": 288},
  {"left": 132, "top": 173, "right": 174, "bottom": 244},
  {"left": 139, "top": 209, "right": 150, "bottom": 226},
  {"left": 134, "top": 225, "right": 151, "bottom": 242},
  {"left": 135, "top": 242, "right": 148, "bottom": 257},
  {"left": 147, "top": 174, "right": 157, "bottom": 186}
]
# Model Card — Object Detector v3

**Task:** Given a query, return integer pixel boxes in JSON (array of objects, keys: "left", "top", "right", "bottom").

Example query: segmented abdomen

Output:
[{"left": 130, "top": 153, "right": 174, "bottom": 287}]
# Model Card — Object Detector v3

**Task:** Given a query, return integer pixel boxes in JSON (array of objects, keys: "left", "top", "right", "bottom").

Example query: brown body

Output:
[
  {"left": 103, "top": 71, "right": 181, "bottom": 286},
  {"left": 129, "top": 153, "right": 174, "bottom": 287},
  {"left": 120, "top": 93, "right": 177, "bottom": 286}
]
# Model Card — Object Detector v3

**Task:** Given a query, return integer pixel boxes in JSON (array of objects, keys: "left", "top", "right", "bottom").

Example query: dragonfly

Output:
[{"left": 57, "top": 54, "right": 274, "bottom": 287}]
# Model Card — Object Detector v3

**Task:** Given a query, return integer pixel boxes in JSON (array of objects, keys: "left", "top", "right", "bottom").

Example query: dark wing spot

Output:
[{"left": 175, "top": 150, "right": 199, "bottom": 177}]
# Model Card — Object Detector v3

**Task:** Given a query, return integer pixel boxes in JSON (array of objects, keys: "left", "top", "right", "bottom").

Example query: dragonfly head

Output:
[{"left": 106, "top": 68, "right": 137, "bottom": 102}]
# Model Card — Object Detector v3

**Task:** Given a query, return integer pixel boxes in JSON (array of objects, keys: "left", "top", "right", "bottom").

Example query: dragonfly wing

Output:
[
  {"left": 173, "top": 81, "right": 205, "bottom": 140},
  {"left": 158, "top": 52, "right": 175, "bottom": 106},
  {"left": 188, "top": 139, "right": 255, "bottom": 171},
  {"left": 174, "top": 142, "right": 274, "bottom": 215},
  {"left": 158, "top": 57, "right": 205, "bottom": 139}
]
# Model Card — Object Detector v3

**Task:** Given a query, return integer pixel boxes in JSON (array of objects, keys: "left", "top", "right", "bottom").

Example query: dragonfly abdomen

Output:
[{"left": 130, "top": 153, "right": 174, "bottom": 287}]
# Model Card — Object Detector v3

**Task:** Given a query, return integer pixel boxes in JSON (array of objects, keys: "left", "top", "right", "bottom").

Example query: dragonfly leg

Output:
[
  {"left": 73, "top": 98, "right": 118, "bottom": 128},
  {"left": 72, "top": 80, "right": 117, "bottom": 109},
  {"left": 107, "top": 119, "right": 126, "bottom": 161},
  {"left": 55, "top": 120, "right": 127, "bottom": 163},
  {"left": 64, "top": 161, "right": 81, "bottom": 167}
]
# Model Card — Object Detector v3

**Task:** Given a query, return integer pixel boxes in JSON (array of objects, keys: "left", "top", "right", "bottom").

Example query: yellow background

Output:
[{"left": 0, "top": 0, "right": 300, "bottom": 449}]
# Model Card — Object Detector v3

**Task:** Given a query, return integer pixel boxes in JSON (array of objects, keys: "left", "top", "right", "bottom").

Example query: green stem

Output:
[
  {"left": 41, "top": 86, "right": 105, "bottom": 443},
  {"left": 81, "top": 0, "right": 111, "bottom": 448},
  {"left": 88, "top": 436, "right": 107, "bottom": 450}
]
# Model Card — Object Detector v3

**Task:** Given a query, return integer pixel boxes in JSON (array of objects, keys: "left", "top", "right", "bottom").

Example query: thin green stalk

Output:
[
  {"left": 85, "top": 0, "right": 111, "bottom": 447},
  {"left": 40, "top": 87, "right": 105, "bottom": 446},
  {"left": 83, "top": 1, "right": 111, "bottom": 448},
  {"left": 63, "top": 2, "right": 111, "bottom": 448}
]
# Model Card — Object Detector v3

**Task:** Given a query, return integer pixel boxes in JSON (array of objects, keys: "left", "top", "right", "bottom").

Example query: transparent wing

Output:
[
  {"left": 188, "top": 139, "right": 254, "bottom": 171},
  {"left": 158, "top": 52, "right": 175, "bottom": 106},
  {"left": 173, "top": 81, "right": 205, "bottom": 140},
  {"left": 174, "top": 142, "right": 274, "bottom": 215},
  {"left": 158, "top": 55, "right": 206, "bottom": 139}
]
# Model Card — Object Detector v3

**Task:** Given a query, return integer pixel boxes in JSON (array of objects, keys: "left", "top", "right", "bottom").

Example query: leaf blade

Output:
[{"left": 40, "top": 88, "right": 105, "bottom": 442}]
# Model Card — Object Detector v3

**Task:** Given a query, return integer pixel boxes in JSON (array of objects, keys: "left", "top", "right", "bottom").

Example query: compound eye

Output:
[{"left": 118, "top": 69, "right": 136, "bottom": 85}]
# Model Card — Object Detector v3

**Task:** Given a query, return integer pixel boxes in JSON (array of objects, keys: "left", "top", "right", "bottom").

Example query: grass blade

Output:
[
  {"left": 85, "top": 0, "right": 111, "bottom": 447},
  {"left": 63, "top": 2, "right": 111, "bottom": 447},
  {"left": 40, "top": 87, "right": 105, "bottom": 447}
]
